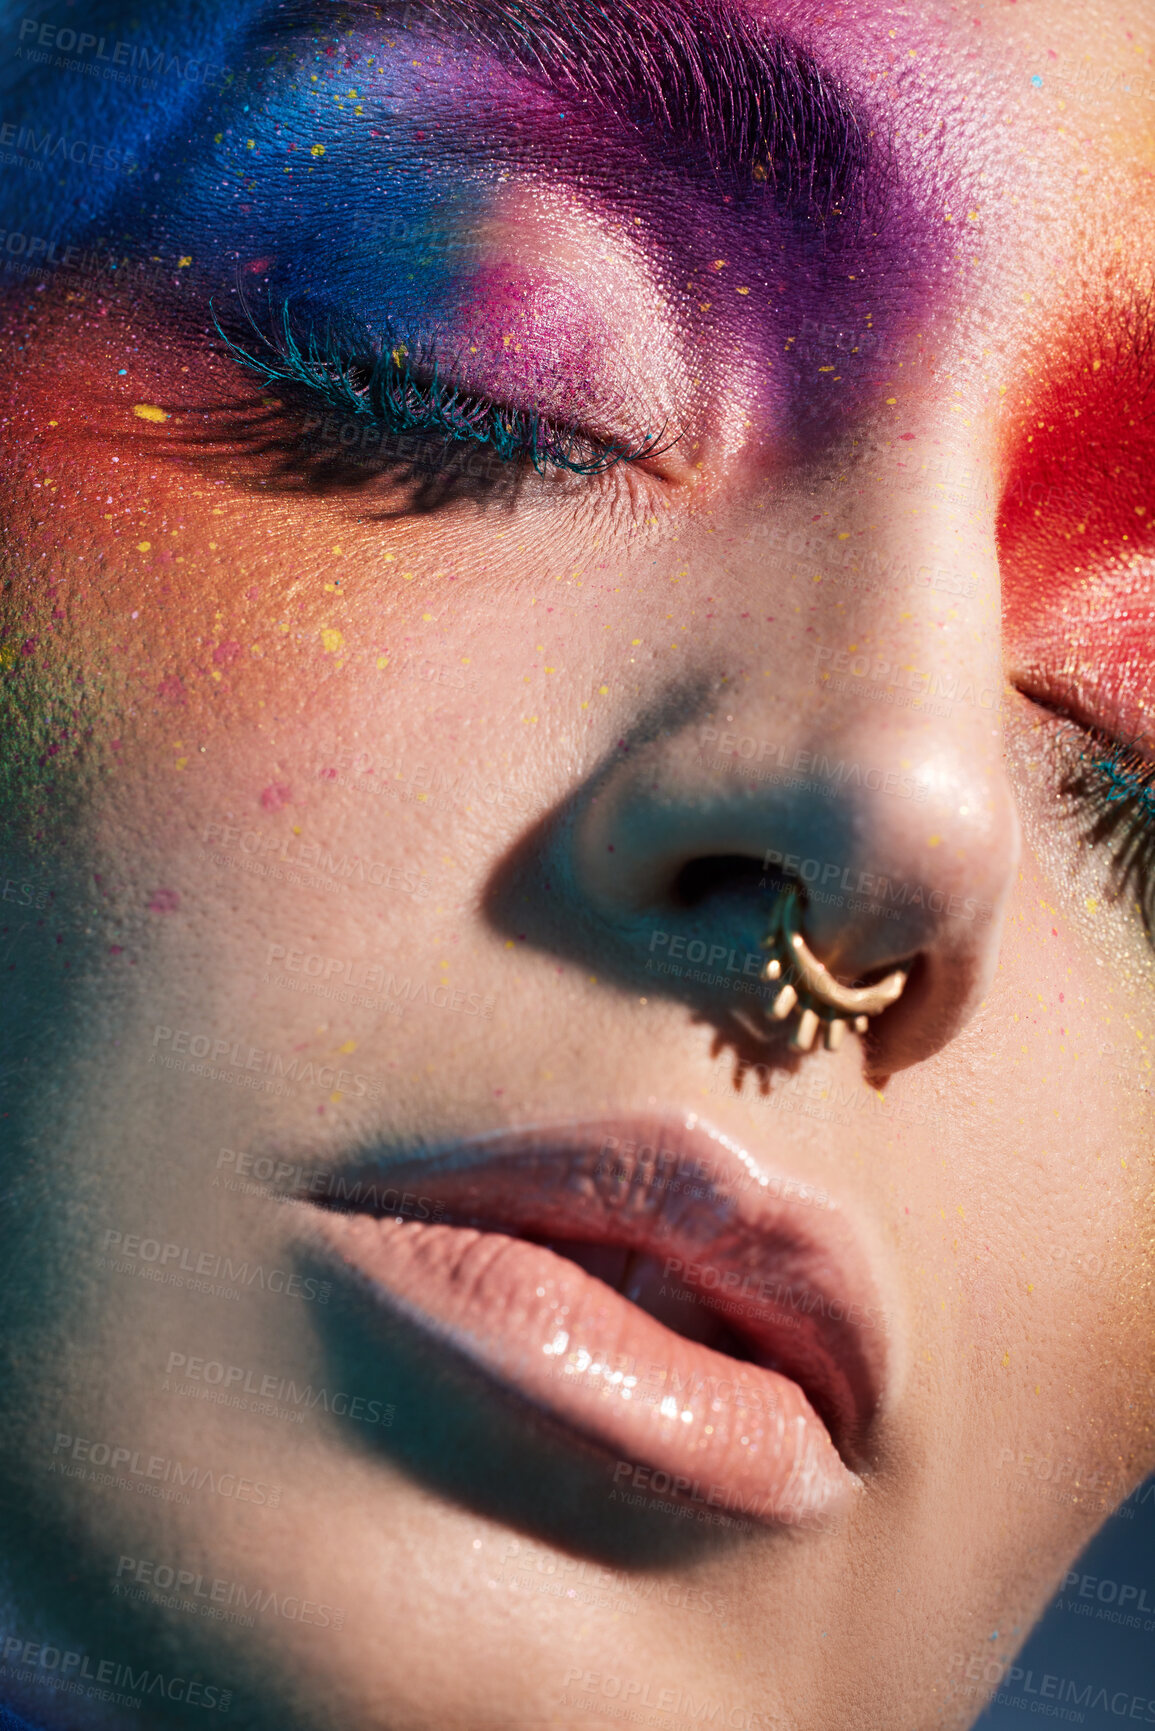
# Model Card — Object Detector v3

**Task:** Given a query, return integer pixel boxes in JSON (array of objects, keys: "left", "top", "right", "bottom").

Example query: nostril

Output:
[{"left": 672, "top": 854, "right": 770, "bottom": 909}]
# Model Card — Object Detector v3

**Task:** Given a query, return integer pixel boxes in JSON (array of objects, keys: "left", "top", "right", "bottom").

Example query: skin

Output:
[{"left": 0, "top": 1, "right": 1153, "bottom": 1728}]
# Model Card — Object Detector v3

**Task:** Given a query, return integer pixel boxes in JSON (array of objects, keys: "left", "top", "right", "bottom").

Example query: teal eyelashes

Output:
[
  {"left": 213, "top": 296, "right": 670, "bottom": 480},
  {"left": 1069, "top": 734, "right": 1155, "bottom": 936}
]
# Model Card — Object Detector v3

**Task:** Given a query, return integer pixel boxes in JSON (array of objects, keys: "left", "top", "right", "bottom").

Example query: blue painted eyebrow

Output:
[{"left": 267, "top": 0, "right": 879, "bottom": 222}]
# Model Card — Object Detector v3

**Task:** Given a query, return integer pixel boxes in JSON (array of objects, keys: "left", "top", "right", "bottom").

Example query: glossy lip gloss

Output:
[{"left": 291, "top": 1116, "right": 890, "bottom": 1527}]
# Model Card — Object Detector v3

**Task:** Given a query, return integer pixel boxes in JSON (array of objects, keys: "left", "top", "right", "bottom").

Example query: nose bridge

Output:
[
  {"left": 789, "top": 445, "right": 1003, "bottom": 691},
  {"left": 801, "top": 495, "right": 1009, "bottom": 825}
]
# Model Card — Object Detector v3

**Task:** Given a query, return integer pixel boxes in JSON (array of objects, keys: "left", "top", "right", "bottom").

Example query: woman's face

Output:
[{"left": 1, "top": 0, "right": 1153, "bottom": 1726}]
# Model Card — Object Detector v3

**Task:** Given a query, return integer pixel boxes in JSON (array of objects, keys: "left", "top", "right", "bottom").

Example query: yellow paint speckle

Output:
[
  {"left": 133, "top": 404, "right": 169, "bottom": 423},
  {"left": 178, "top": 256, "right": 192, "bottom": 268},
  {"left": 310, "top": 144, "right": 325, "bottom": 157},
  {"left": 136, "top": 541, "right": 151, "bottom": 552},
  {"left": 377, "top": 655, "right": 390, "bottom": 670},
  {"left": 321, "top": 628, "right": 344, "bottom": 654}
]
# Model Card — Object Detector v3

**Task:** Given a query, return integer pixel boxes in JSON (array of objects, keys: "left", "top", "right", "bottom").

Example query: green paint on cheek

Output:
[{"left": 0, "top": 563, "right": 123, "bottom": 857}]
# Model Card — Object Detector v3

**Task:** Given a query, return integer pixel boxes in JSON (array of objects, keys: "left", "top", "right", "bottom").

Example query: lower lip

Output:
[{"left": 315, "top": 1211, "right": 861, "bottom": 1527}]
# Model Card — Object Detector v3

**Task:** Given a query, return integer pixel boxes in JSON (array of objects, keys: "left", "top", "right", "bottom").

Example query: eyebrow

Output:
[{"left": 269, "top": 0, "right": 878, "bottom": 222}]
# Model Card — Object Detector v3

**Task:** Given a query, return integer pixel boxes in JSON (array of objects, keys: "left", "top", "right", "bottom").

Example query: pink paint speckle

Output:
[
  {"left": 157, "top": 676, "right": 186, "bottom": 704},
  {"left": 213, "top": 640, "right": 241, "bottom": 667},
  {"left": 260, "top": 782, "right": 292, "bottom": 812},
  {"left": 148, "top": 888, "right": 181, "bottom": 914}
]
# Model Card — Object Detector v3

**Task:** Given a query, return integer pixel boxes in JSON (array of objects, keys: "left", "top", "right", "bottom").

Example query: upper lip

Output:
[{"left": 287, "top": 1114, "right": 890, "bottom": 1470}]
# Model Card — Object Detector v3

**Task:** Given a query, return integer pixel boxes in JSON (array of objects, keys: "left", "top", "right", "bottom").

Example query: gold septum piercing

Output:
[{"left": 758, "top": 882, "right": 908, "bottom": 1053}]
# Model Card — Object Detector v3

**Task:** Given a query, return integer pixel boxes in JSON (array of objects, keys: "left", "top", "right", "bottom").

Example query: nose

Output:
[{"left": 567, "top": 518, "right": 1021, "bottom": 1075}]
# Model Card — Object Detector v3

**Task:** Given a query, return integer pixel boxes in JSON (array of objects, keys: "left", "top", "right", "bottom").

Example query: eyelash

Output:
[
  {"left": 1061, "top": 730, "right": 1155, "bottom": 938},
  {"left": 212, "top": 297, "right": 669, "bottom": 487}
]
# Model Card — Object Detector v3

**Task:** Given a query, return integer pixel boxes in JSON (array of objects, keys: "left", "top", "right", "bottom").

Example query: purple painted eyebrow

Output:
[{"left": 270, "top": 0, "right": 879, "bottom": 222}]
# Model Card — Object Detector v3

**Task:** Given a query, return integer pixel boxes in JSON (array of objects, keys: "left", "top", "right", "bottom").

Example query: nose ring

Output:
[{"left": 758, "top": 882, "right": 909, "bottom": 1052}]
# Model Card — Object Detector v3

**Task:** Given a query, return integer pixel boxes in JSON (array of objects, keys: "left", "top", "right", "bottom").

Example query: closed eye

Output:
[{"left": 208, "top": 293, "right": 676, "bottom": 504}]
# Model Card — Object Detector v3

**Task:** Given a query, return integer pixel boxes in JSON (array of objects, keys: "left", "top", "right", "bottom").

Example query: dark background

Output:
[{"left": 976, "top": 1474, "right": 1155, "bottom": 1729}]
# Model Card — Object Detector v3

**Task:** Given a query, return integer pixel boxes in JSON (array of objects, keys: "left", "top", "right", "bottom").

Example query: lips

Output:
[{"left": 296, "top": 1116, "right": 887, "bottom": 1527}]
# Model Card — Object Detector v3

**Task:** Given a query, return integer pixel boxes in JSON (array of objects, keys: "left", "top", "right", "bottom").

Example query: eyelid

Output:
[
  {"left": 213, "top": 293, "right": 677, "bottom": 476},
  {"left": 1012, "top": 669, "right": 1155, "bottom": 764},
  {"left": 203, "top": 296, "right": 679, "bottom": 516},
  {"left": 1013, "top": 693, "right": 1155, "bottom": 946}
]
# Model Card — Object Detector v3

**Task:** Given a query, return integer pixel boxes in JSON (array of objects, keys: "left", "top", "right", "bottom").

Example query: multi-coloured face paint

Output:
[{"left": 72, "top": 0, "right": 943, "bottom": 487}]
